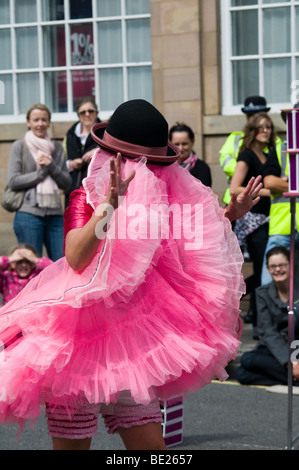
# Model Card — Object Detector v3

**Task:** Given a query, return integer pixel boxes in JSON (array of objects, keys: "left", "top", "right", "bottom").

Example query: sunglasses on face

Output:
[{"left": 78, "top": 109, "right": 97, "bottom": 116}]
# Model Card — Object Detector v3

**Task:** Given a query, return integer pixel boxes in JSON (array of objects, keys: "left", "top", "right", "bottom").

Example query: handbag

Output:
[{"left": 1, "top": 142, "right": 28, "bottom": 212}]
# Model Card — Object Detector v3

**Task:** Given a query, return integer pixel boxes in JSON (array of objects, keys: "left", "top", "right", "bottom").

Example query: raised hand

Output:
[
  {"left": 225, "top": 175, "right": 263, "bottom": 222},
  {"left": 106, "top": 153, "right": 135, "bottom": 208},
  {"left": 9, "top": 249, "right": 38, "bottom": 266}
]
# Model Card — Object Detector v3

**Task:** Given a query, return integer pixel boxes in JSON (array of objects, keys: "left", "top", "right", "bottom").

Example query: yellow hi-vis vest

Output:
[
  {"left": 219, "top": 132, "right": 243, "bottom": 205},
  {"left": 269, "top": 141, "right": 299, "bottom": 235},
  {"left": 219, "top": 133, "right": 282, "bottom": 205}
]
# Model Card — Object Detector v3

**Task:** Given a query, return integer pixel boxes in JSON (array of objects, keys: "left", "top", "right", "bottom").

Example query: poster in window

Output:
[{"left": 57, "top": 22, "right": 95, "bottom": 110}]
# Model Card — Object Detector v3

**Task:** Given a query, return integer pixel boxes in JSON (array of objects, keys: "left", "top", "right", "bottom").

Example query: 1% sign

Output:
[{"left": 71, "top": 32, "right": 94, "bottom": 65}]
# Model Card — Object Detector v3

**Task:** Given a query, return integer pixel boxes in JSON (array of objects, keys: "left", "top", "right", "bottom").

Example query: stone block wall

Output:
[{"left": 0, "top": 0, "right": 286, "bottom": 255}]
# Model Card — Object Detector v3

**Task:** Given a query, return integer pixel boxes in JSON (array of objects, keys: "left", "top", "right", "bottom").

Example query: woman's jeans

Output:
[{"left": 14, "top": 212, "right": 64, "bottom": 261}]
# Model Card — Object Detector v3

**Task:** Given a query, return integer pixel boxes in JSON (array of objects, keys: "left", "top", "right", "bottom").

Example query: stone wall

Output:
[
  {"left": 151, "top": 0, "right": 203, "bottom": 158},
  {"left": 150, "top": 0, "right": 286, "bottom": 200}
]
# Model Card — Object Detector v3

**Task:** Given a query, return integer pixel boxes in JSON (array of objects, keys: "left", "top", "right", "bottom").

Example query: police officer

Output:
[{"left": 219, "top": 96, "right": 281, "bottom": 205}]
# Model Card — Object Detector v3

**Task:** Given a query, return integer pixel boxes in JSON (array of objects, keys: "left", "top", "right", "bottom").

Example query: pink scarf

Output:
[
  {"left": 181, "top": 151, "right": 197, "bottom": 172},
  {"left": 25, "top": 130, "right": 60, "bottom": 208}
]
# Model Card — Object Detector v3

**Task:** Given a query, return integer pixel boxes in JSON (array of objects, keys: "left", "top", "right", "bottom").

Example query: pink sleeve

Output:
[
  {"left": 63, "top": 188, "right": 94, "bottom": 238},
  {"left": 0, "top": 256, "right": 9, "bottom": 272},
  {"left": 35, "top": 257, "right": 53, "bottom": 273}
]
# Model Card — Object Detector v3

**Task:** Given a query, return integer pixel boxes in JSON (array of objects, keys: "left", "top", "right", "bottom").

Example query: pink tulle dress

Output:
[{"left": 0, "top": 148, "right": 244, "bottom": 433}]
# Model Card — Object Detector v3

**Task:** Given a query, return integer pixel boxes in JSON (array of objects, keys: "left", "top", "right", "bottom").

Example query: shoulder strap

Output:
[{"left": 21, "top": 140, "right": 28, "bottom": 174}]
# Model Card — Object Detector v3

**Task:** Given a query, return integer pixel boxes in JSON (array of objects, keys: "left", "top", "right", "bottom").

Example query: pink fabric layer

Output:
[
  {"left": 0, "top": 148, "right": 245, "bottom": 434},
  {"left": 46, "top": 406, "right": 99, "bottom": 439},
  {"left": 103, "top": 412, "right": 163, "bottom": 435},
  {"left": 46, "top": 400, "right": 162, "bottom": 438}
]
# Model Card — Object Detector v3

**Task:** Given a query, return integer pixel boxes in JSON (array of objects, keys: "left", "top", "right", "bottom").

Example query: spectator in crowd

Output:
[
  {"left": 7, "top": 103, "right": 71, "bottom": 261},
  {"left": 63, "top": 97, "right": 101, "bottom": 208},
  {"left": 0, "top": 244, "right": 52, "bottom": 305},
  {"left": 169, "top": 122, "right": 212, "bottom": 187},
  {"left": 230, "top": 112, "right": 274, "bottom": 334},
  {"left": 236, "top": 246, "right": 299, "bottom": 386},
  {"left": 219, "top": 96, "right": 274, "bottom": 205}
]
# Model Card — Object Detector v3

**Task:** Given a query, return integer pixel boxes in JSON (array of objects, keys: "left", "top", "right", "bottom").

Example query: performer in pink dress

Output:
[{"left": 0, "top": 100, "right": 262, "bottom": 450}]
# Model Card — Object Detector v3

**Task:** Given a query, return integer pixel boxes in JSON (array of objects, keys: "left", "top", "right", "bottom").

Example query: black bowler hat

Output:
[
  {"left": 241, "top": 96, "right": 271, "bottom": 114},
  {"left": 91, "top": 99, "right": 180, "bottom": 163}
]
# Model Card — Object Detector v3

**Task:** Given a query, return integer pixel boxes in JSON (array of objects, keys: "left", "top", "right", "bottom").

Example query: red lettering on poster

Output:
[{"left": 58, "top": 23, "right": 95, "bottom": 109}]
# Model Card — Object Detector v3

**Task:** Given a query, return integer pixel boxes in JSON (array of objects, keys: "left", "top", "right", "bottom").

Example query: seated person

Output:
[{"left": 236, "top": 246, "right": 299, "bottom": 386}]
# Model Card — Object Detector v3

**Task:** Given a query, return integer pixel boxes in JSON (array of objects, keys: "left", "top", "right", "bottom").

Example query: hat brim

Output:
[
  {"left": 91, "top": 122, "right": 180, "bottom": 163},
  {"left": 241, "top": 107, "right": 271, "bottom": 114}
]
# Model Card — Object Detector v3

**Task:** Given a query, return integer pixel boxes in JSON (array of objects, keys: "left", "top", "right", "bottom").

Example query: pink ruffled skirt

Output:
[{"left": 0, "top": 152, "right": 245, "bottom": 433}]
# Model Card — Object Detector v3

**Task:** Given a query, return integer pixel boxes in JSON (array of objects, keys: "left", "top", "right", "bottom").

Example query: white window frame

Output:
[
  {"left": 0, "top": 0, "right": 152, "bottom": 123},
  {"left": 221, "top": 0, "right": 299, "bottom": 115}
]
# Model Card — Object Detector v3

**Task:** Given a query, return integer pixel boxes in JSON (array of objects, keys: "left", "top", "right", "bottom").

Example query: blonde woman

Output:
[{"left": 7, "top": 104, "right": 71, "bottom": 260}]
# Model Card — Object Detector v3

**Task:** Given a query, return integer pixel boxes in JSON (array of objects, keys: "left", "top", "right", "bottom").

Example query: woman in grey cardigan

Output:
[
  {"left": 236, "top": 245, "right": 299, "bottom": 386},
  {"left": 7, "top": 104, "right": 71, "bottom": 261}
]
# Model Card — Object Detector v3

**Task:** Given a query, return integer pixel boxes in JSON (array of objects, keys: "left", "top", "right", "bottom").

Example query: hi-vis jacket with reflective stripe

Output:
[
  {"left": 268, "top": 141, "right": 299, "bottom": 235},
  {"left": 219, "top": 132, "right": 243, "bottom": 204}
]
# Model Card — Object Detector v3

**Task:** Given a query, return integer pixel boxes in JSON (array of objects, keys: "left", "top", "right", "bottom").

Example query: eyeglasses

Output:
[
  {"left": 267, "top": 263, "right": 289, "bottom": 272},
  {"left": 78, "top": 109, "right": 97, "bottom": 116},
  {"left": 257, "top": 125, "right": 272, "bottom": 132}
]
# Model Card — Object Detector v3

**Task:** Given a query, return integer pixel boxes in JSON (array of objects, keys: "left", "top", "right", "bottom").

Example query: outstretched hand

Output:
[
  {"left": 105, "top": 153, "right": 135, "bottom": 209},
  {"left": 225, "top": 175, "right": 263, "bottom": 222}
]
